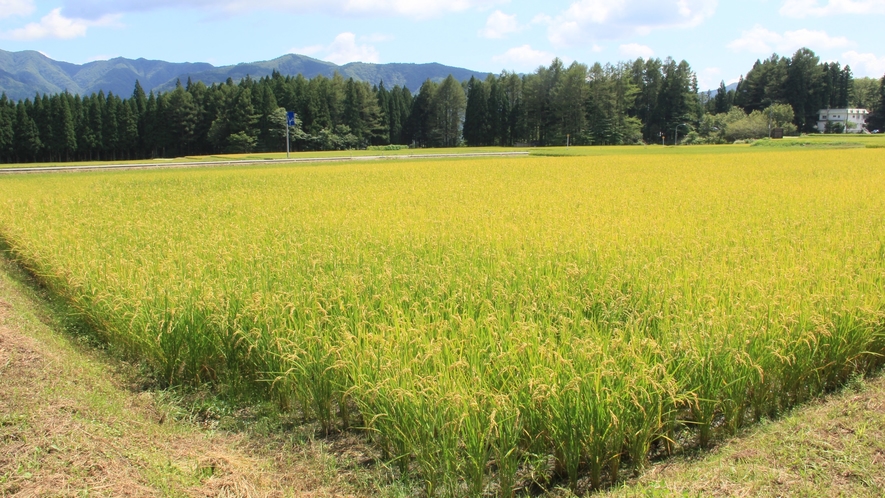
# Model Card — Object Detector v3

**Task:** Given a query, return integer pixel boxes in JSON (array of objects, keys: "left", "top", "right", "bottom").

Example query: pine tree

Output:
[
  {"left": 102, "top": 93, "right": 120, "bottom": 160},
  {"left": 552, "top": 61, "right": 588, "bottom": 145},
  {"left": 785, "top": 48, "right": 823, "bottom": 132},
  {"left": 463, "top": 77, "right": 489, "bottom": 146},
  {"left": 867, "top": 73, "right": 885, "bottom": 132},
  {"left": 167, "top": 82, "right": 198, "bottom": 156},
  {"left": 714, "top": 81, "right": 729, "bottom": 114},
  {"left": 407, "top": 80, "right": 436, "bottom": 147},
  {"left": 85, "top": 94, "right": 103, "bottom": 159},
  {"left": 50, "top": 93, "right": 77, "bottom": 161},
  {"left": 431, "top": 75, "right": 466, "bottom": 147},
  {"left": 117, "top": 99, "right": 138, "bottom": 159},
  {"left": 397, "top": 86, "right": 412, "bottom": 144},
  {"left": 0, "top": 95, "right": 14, "bottom": 163},
  {"left": 375, "top": 81, "right": 392, "bottom": 146},
  {"left": 14, "top": 102, "right": 42, "bottom": 162}
]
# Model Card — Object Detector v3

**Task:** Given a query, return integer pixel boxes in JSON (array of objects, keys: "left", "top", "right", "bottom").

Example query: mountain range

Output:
[{"left": 0, "top": 49, "right": 491, "bottom": 101}]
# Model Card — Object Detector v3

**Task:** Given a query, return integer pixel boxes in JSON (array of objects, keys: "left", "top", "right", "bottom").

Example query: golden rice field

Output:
[{"left": 1, "top": 148, "right": 884, "bottom": 495}]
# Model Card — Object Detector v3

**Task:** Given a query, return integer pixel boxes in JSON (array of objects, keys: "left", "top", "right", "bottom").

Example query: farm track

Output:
[{"left": 0, "top": 151, "right": 530, "bottom": 174}]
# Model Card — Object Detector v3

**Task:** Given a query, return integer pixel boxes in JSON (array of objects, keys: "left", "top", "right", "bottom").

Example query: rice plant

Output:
[{"left": 1, "top": 148, "right": 883, "bottom": 494}]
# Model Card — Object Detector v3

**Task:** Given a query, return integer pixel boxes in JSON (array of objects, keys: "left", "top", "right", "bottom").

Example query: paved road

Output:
[{"left": 0, "top": 151, "right": 531, "bottom": 175}]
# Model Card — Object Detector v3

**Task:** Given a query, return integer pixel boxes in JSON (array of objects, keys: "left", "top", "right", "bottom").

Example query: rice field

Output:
[{"left": 1, "top": 149, "right": 884, "bottom": 495}]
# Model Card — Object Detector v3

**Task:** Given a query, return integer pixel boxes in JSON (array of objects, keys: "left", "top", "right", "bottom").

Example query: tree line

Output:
[{"left": 1, "top": 47, "right": 884, "bottom": 163}]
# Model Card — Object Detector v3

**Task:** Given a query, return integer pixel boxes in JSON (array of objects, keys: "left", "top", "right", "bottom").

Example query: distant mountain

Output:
[
  {"left": 0, "top": 49, "right": 491, "bottom": 101},
  {"left": 701, "top": 82, "right": 740, "bottom": 95}
]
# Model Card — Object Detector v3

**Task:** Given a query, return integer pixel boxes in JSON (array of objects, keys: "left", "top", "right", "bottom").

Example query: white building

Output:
[{"left": 817, "top": 108, "right": 869, "bottom": 133}]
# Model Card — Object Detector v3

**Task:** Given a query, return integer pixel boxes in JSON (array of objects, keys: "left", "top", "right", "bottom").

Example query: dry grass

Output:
[
  {"left": 602, "top": 373, "right": 885, "bottom": 497},
  {"left": 0, "top": 256, "right": 395, "bottom": 497}
]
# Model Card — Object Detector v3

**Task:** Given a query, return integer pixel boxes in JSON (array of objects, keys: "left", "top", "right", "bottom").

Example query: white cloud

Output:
[
  {"left": 619, "top": 43, "right": 654, "bottom": 59},
  {"left": 697, "top": 67, "right": 723, "bottom": 91},
  {"left": 543, "top": 0, "right": 717, "bottom": 47},
  {"left": 780, "top": 0, "right": 885, "bottom": 18},
  {"left": 292, "top": 32, "right": 380, "bottom": 64},
  {"left": 841, "top": 50, "right": 885, "bottom": 77},
  {"left": 290, "top": 45, "right": 325, "bottom": 57},
  {"left": 1, "top": 8, "right": 120, "bottom": 40},
  {"left": 492, "top": 45, "right": 558, "bottom": 71},
  {"left": 478, "top": 10, "right": 521, "bottom": 39},
  {"left": 727, "top": 25, "right": 853, "bottom": 54},
  {"left": 0, "top": 0, "right": 34, "bottom": 19},
  {"left": 63, "top": 0, "right": 505, "bottom": 20},
  {"left": 326, "top": 32, "right": 380, "bottom": 64}
]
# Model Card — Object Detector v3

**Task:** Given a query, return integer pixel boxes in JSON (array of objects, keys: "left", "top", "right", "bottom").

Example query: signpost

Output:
[{"left": 286, "top": 112, "right": 296, "bottom": 159}]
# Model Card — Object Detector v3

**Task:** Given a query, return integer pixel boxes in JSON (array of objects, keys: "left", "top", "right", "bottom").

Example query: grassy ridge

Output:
[{"left": 1, "top": 150, "right": 884, "bottom": 494}]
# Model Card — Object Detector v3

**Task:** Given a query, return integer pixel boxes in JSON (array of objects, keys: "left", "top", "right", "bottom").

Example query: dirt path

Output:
[
  {"left": 0, "top": 266, "right": 383, "bottom": 497},
  {"left": 0, "top": 151, "right": 530, "bottom": 175}
]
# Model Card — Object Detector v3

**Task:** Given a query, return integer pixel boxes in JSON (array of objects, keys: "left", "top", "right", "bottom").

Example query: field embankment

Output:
[
  {"left": 0, "top": 247, "right": 395, "bottom": 497},
  {"left": 1, "top": 148, "right": 884, "bottom": 495}
]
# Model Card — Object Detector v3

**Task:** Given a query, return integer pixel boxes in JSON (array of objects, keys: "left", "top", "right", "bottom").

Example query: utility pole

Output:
[
  {"left": 768, "top": 107, "right": 772, "bottom": 138},
  {"left": 286, "top": 111, "right": 296, "bottom": 159}
]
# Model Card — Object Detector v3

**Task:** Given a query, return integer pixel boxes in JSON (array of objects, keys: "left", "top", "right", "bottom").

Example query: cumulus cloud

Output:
[
  {"left": 492, "top": 45, "right": 559, "bottom": 71},
  {"left": 63, "top": 0, "right": 505, "bottom": 20},
  {"left": 780, "top": 0, "right": 885, "bottom": 18},
  {"left": 841, "top": 50, "right": 885, "bottom": 77},
  {"left": 325, "top": 32, "right": 380, "bottom": 64},
  {"left": 478, "top": 10, "right": 522, "bottom": 39},
  {"left": 0, "top": 0, "right": 34, "bottom": 19},
  {"left": 619, "top": 43, "right": 654, "bottom": 59},
  {"left": 542, "top": 0, "right": 717, "bottom": 47},
  {"left": 1, "top": 8, "right": 120, "bottom": 40},
  {"left": 290, "top": 32, "right": 381, "bottom": 64},
  {"left": 727, "top": 25, "right": 853, "bottom": 54},
  {"left": 696, "top": 67, "right": 723, "bottom": 91},
  {"left": 291, "top": 44, "right": 325, "bottom": 57}
]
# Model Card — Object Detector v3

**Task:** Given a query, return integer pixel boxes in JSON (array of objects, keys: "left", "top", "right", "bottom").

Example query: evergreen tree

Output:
[
  {"left": 396, "top": 86, "right": 413, "bottom": 144},
  {"left": 500, "top": 71, "right": 524, "bottom": 145},
  {"left": 852, "top": 77, "right": 880, "bottom": 110},
  {"left": 50, "top": 93, "right": 77, "bottom": 161},
  {"left": 342, "top": 78, "right": 381, "bottom": 146},
  {"left": 655, "top": 59, "right": 696, "bottom": 144},
  {"left": 714, "top": 81, "right": 730, "bottom": 114},
  {"left": 188, "top": 81, "right": 212, "bottom": 154},
  {"left": 102, "top": 93, "right": 120, "bottom": 159},
  {"left": 463, "top": 77, "right": 489, "bottom": 146},
  {"left": 117, "top": 99, "right": 138, "bottom": 159},
  {"left": 407, "top": 80, "right": 436, "bottom": 147},
  {"left": 632, "top": 58, "right": 664, "bottom": 142},
  {"left": 552, "top": 61, "right": 588, "bottom": 145},
  {"left": 14, "top": 102, "right": 42, "bottom": 162},
  {"left": 167, "top": 82, "right": 198, "bottom": 156},
  {"left": 867, "top": 73, "right": 885, "bottom": 132},
  {"left": 144, "top": 91, "right": 160, "bottom": 157},
  {"left": 0, "top": 95, "right": 14, "bottom": 162},
  {"left": 431, "top": 75, "right": 466, "bottom": 147},
  {"left": 785, "top": 48, "right": 823, "bottom": 132}
]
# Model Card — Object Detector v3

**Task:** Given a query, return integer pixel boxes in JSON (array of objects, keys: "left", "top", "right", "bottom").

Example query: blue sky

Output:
[{"left": 1, "top": 0, "right": 884, "bottom": 90}]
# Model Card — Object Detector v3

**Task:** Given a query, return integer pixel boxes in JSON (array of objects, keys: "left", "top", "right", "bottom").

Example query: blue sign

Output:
[{"left": 286, "top": 111, "right": 296, "bottom": 127}]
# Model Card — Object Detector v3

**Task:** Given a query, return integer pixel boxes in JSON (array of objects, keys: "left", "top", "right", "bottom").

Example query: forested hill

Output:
[{"left": 0, "top": 49, "right": 490, "bottom": 101}]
